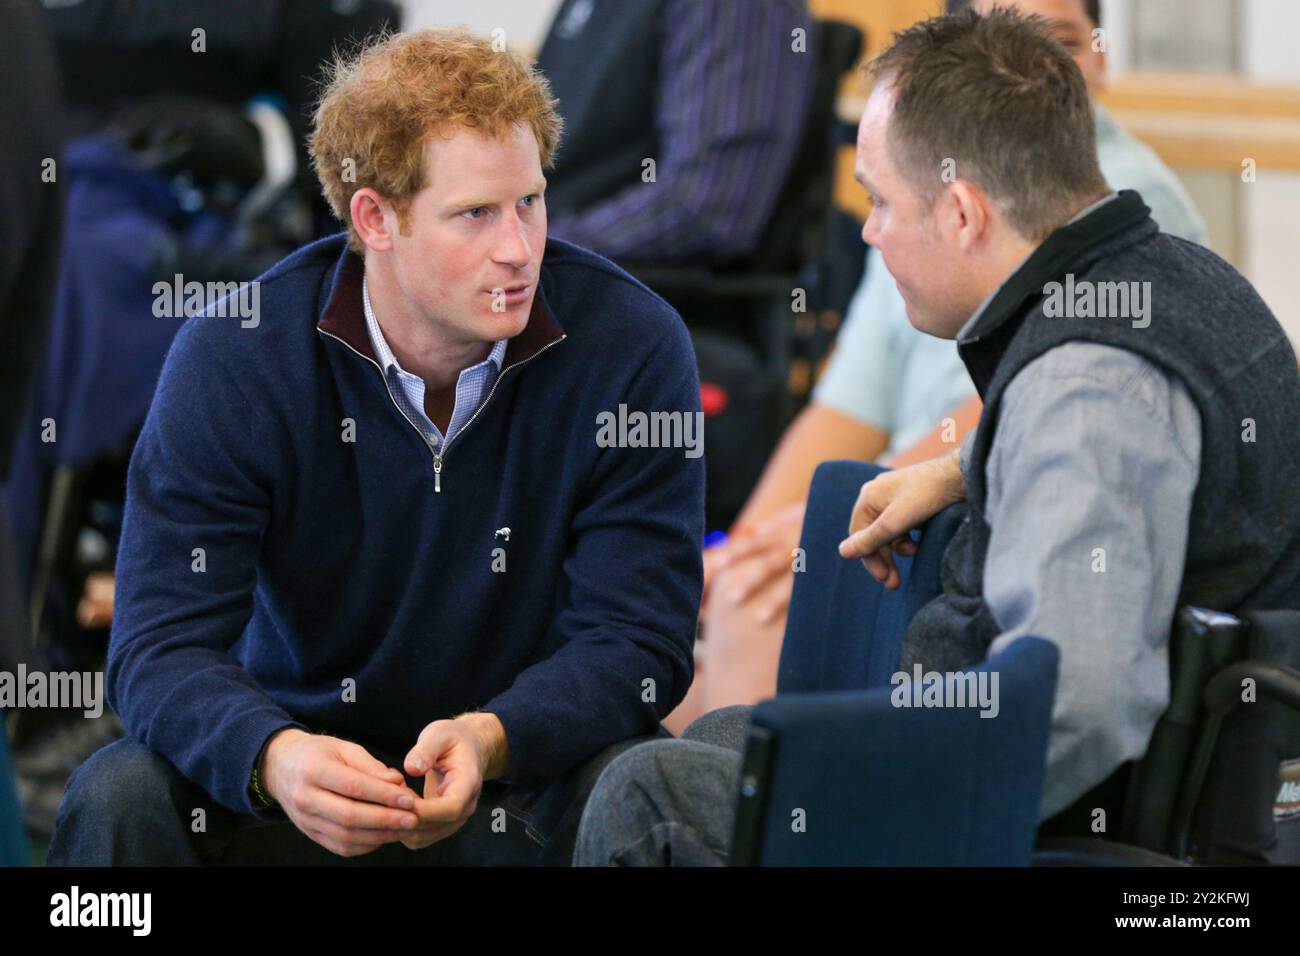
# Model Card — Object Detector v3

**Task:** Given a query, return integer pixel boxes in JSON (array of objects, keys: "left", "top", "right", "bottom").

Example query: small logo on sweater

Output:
[
  {"left": 1042, "top": 273, "right": 1151, "bottom": 329},
  {"left": 495, "top": 527, "right": 511, "bottom": 542}
]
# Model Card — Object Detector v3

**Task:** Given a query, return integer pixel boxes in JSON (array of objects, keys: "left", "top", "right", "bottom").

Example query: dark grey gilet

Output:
[{"left": 903, "top": 189, "right": 1300, "bottom": 675}]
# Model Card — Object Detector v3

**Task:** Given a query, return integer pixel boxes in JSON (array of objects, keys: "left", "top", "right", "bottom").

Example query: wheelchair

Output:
[{"left": 729, "top": 460, "right": 1300, "bottom": 866}]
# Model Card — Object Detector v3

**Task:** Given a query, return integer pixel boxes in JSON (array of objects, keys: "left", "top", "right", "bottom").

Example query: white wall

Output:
[
  {"left": 1241, "top": 0, "right": 1300, "bottom": 343},
  {"left": 1104, "top": 0, "right": 1300, "bottom": 343},
  {"left": 1244, "top": 0, "right": 1300, "bottom": 83}
]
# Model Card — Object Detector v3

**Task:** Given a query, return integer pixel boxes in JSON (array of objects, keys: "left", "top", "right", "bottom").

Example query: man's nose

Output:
[
  {"left": 494, "top": 212, "right": 532, "bottom": 267},
  {"left": 861, "top": 207, "right": 880, "bottom": 247}
]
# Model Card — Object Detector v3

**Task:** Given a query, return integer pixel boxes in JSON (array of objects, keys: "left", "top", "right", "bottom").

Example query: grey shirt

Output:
[{"left": 956, "top": 276, "right": 1202, "bottom": 819}]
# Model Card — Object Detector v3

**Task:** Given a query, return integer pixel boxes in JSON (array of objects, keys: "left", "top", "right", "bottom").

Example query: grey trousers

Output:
[{"left": 574, "top": 704, "right": 753, "bottom": 866}]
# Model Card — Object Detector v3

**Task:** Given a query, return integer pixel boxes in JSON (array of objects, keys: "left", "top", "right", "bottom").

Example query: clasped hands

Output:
[{"left": 260, "top": 711, "right": 508, "bottom": 858}]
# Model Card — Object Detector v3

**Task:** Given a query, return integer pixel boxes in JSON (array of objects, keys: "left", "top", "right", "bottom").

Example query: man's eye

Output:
[
  {"left": 520, "top": 194, "right": 536, "bottom": 207},
  {"left": 463, "top": 207, "right": 487, "bottom": 220}
]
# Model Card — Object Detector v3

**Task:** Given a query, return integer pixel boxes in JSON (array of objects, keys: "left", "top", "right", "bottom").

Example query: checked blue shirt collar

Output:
[{"left": 362, "top": 271, "right": 508, "bottom": 453}]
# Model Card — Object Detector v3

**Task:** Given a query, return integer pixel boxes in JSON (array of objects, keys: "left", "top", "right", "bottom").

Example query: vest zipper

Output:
[{"left": 319, "top": 327, "right": 566, "bottom": 492}]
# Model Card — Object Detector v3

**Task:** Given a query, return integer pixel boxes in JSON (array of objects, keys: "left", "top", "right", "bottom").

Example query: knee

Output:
[
  {"left": 680, "top": 704, "right": 754, "bottom": 750},
  {"left": 588, "top": 738, "right": 735, "bottom": 811},
  {"left": 576, "top": 740, "right": 681, "bottom": 863},
  {"left": 590, "top": 740, "right": 678, "bottom": 801},
  {"left": 56, "top": 737, "right": 184, "bottom": 828},
  {"left": 576, "top": 739, "right": 740, "bottom": 866}
]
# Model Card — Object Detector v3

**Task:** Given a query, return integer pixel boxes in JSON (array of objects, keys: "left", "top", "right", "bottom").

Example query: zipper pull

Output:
[{"left": 433, "top": 451, "right": 442, "bottom": 493}]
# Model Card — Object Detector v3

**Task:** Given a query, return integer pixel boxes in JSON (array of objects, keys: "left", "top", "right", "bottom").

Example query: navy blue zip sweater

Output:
[{"left": 108, "top": 233, "right": 705, "bottom": 816}]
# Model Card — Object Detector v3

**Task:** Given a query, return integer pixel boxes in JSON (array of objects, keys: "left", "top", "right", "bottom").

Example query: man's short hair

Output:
[
  {"left": 869, "top": 8, "right": 1108, "bottom": 241},
  {"left": 945, "top": 0, "right": 1102, "bottom": 28},
  {"left": 308, "top": 28, "right": 564, "bottom": 254}
]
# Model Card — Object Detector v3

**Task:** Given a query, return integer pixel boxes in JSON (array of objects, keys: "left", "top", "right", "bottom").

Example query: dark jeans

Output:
[{"left": 48, "top": 730, "right": 664, "bottom": 866}]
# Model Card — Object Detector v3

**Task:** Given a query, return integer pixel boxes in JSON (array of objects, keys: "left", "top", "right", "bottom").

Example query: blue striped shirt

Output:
[
  {"left": 547, "top": 0, "right": 814, "bottom": 262},
  {"left": 362, "top": 272, "right": 507, "bottom": 452}
]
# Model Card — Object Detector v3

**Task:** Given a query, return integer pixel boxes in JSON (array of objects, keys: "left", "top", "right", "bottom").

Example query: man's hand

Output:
[
  {"left": 838, "top": 449, "right": 966, "bottom": 590},
  {"left": 702, "top": 501, "right": 806, "bottom": 623},
  {"left": 398, "top": 712, "right": 508, "bottom": 851},
  {"left": 261, "top": 728, "right": 421, "bottom": 858}
]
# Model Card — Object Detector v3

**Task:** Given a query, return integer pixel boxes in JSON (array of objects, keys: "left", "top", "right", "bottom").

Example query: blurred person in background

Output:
[
  {"left": 0, "top": 0, "right": 64, "bottom": 670},
  {"left": 536, "top": 0, "right": 818, "bottom": 535},
  {"left": 537, "top": 0, "right": 814, "bottom": 267}
]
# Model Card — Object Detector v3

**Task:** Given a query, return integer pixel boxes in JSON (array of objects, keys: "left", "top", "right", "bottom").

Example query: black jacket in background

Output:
[{"left": 0, "top": 0, "right": 65, "bottom": 481}]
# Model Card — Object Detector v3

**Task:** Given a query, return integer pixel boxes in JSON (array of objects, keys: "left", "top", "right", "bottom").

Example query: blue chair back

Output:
[
  {"left": 778, "top": 460, "right": 967, "bottom": 694},
  {"left": 742, "top": 636, "right": 1059, "bottom": 865}
]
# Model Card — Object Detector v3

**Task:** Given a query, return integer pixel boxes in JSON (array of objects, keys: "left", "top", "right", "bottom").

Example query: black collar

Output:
[
  {"left": 959, "top": 189, "right": 1153, "bottom": 347},
  {"left": 956, "top": 189, "right": 1155, "bottom": 396}
]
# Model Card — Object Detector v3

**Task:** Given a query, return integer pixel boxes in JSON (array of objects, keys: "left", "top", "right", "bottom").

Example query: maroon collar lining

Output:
[{"left": 317, "top": 245, "right": 565, "bottom": 367}]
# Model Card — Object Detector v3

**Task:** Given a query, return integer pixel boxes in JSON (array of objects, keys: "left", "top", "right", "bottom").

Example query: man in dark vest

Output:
[{"left": 573, "top": 7, "right": 1300, "bottom": 864}]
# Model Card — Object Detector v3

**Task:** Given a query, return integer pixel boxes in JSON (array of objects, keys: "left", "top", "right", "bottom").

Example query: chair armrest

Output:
[{"left": 1204, "top": 660, "right": 1300, "bottom": 715}]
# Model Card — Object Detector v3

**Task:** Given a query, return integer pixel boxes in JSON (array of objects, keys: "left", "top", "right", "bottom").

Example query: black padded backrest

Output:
[
  {"left": 1190, "top": 610, "right": 1300, "bottom": 863},
  {"left": 748, "top": 19, "right": 863, "bottom": 273},
  {"left": 1120, "top": 607, "right": 1247, "bottom": 854}
]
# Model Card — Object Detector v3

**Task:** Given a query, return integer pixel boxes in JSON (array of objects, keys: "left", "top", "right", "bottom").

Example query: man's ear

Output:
[
  {"left": 945, "top": 180, "right": 992, "bottom": 254},
  {"left": 350, "top": 187, "right": 395, "bottom": 253}
]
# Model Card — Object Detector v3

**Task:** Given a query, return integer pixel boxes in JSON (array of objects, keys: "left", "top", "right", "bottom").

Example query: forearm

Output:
[
  {"left": 886, "top": 395, "right": 983, "bottom": 469},
  {"left": 734, "top": 403, "right": 890, "bottom": 529},
  {"left": 485, "top": 628, "right": 689, "bottom": 785},
  {"left": 110, "top": 315, "right": 299, "bottom": 814}
]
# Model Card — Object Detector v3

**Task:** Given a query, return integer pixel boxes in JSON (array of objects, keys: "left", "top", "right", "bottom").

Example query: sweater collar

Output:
[{"left": 317, "top": 241, "right": 565, "bottom": 369}]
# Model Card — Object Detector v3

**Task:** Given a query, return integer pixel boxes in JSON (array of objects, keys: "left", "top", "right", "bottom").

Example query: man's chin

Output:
[
  {"left": 902, "top": 299, "right": 954, "bottom": 340},
  {"left": 480, "top": 297, "right": 534, "bottom": 336}
]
